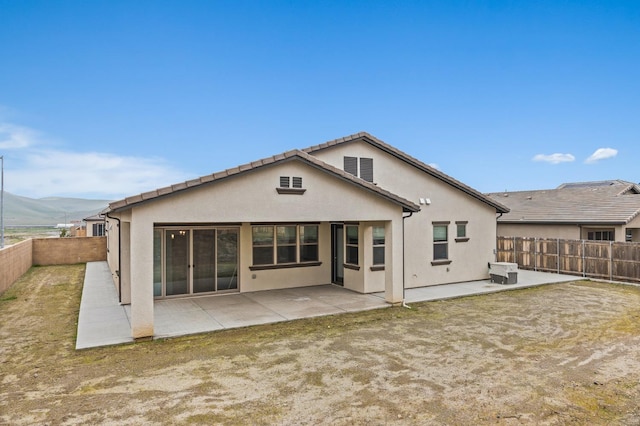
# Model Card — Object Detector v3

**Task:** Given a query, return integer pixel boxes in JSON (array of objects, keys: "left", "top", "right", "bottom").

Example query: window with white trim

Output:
[{"left": 92, "top": 223, "right": 105, "bottom": 236}]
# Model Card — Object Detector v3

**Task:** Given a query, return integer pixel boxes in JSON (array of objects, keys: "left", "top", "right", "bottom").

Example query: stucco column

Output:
[
  {"left": 384, "top": 218, "right": 404, "bottom": 305},
  {"left": 129, "top": 216, "right": 154, "bottom": 339}
]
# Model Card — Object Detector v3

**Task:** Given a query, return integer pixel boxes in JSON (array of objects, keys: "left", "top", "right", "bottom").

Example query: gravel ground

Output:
[{"left": 1, "top": 265, "right": 640, "bottom": 425}]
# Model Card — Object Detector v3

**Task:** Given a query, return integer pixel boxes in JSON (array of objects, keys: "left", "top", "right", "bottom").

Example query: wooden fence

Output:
[{"left": 496, "top": 236, "right": 640, "bottom": 283}]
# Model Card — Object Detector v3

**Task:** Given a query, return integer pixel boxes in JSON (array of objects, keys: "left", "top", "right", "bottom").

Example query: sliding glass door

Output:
[
  {"left": 193, "top": 229, "right": 216, "bottom": 293},
  {"left": 165, "top": 229, "right": 189, "bottom": 296},
  {"left": 154, "top": 227, "right": 239, "bottom": 298}
]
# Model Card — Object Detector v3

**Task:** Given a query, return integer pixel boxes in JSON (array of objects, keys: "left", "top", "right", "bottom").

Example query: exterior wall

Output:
[
  {"left": 624, "top": 215, "right": 640, "bottom": 242},
  {"left": 0, "top": 239, "right": 33, "bottom": 295},
  {"left": 312, "top": 141, "right": 499, "bottom": 287},
  {"left": 32, "top": 237, "right": 107, "bottom": 265},
  {"left": 241, "top": 222, "right": 332, "bottom": 292},
  {"left": 85, "top": 220, "right": 101, "bottom": 237},
  {"left": 105, "top": 216, "right": 122, "bottom": 298},
  {"left": 113, "top": 160, "right": 407, "bottom": 338},
  {"left": 498, "top": 223, "right": 582, "bottom": 240}
]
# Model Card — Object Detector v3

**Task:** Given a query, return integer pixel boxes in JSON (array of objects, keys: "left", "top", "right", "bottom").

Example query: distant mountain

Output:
[{"left": 1, "top": 192, "right": 112, "bottom": 226}]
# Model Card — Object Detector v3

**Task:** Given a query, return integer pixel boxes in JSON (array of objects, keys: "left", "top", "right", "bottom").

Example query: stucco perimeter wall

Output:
[
  {"left": 32, "top": 237, "right": 107, "bottom": 266},
  {"left": 0, "top": 239, "right": 33, "bottom": 295}
]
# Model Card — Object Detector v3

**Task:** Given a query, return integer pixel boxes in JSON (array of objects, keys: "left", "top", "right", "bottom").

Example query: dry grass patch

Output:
[{"left": 2, "top": 266, "right": 640, "bottom": 424}]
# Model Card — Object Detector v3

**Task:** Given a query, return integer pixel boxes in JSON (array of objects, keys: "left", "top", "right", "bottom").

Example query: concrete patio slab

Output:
[
  {"left": 76, "top": 262, "right": 132, "bottom": 349},
  {"left": 76, "top": 262, "right": 583, "bottom": 349}
]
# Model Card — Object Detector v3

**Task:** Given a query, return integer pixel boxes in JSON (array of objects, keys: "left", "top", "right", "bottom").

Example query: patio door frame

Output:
[
  {"left": 154, "top": 225, "right": 240, "bottom": 298},
  {"left": 331, "top": 223, "right": 344, "bottom": 285}
]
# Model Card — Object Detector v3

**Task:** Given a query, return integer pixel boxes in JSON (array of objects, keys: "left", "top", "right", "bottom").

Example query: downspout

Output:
[
  {"left": 105, "top": 211, "right": 122, "bottom": 304},
  {"left": 402, "top": 210, "right": 414, "bottom": 309}
]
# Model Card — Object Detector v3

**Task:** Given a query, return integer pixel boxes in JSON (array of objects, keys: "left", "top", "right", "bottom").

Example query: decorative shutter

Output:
[
  {"left": 360, "top": 157, "right": 373, "bottom": 182},
  {"left": 344, "top": 156, "right": 357, "bottom": 176}
]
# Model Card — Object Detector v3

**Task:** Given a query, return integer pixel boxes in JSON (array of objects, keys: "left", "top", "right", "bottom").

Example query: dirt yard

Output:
[{"left": 1, "top": 265, "right": 640, "bottom": 425}]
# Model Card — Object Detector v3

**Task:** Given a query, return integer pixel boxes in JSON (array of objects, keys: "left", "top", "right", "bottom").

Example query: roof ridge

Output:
[
  {"left": 303, "top": 132, "right": 509, "bottom": 213},
  {"left": 108, "top": 146, "right": 420, "bottom": 212}
]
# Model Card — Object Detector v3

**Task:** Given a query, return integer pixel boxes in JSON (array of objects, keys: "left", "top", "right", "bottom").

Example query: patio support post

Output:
[
  {"left": 384, "top": 219, "right": 403, "bottom": 305},
  {"left": 129, "top": 217, "right": 155, "bottom": 339}
]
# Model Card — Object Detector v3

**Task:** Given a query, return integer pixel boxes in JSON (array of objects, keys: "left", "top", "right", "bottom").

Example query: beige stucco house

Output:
[
  {"left": 487, "top": 180, "right": 640, "bottom": 242},
  {"left": 104, "top": 132, "right": 509, "bottom": 339},
  {"left": 84, "top": 213, "right": 106, "bottom": 237}
]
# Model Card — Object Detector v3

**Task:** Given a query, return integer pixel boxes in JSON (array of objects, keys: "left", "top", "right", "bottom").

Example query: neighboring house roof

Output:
[
  {"left": 107, "top": 148, "right": 420, "bottom": 213},
  {"left": 487, "top": 180, "right": 640, "bottom": 225},
  {"left": 84, "top": 213, "right": 105, "bottom": 222},
  {"left": 303, "top": 132, "right": 510, "bottom": 214}
]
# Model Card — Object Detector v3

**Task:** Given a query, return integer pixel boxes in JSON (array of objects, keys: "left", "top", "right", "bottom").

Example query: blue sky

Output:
[{"left": 0, "top": 0, "right": 638, "bottom": 199}]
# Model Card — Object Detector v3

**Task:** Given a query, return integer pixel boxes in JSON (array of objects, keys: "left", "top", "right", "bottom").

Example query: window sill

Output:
[
  {"left": 249, "top": 261, "right": 321, "bottom": 271},
  {"left": 344, "top": 263, "right": 361, "bottom": 271},
  {"left": 455, "top": 237, "right": 470, "bottom": 243},
  {"left": 276, "top": 188, "right": 306, "bottom": 195},
  {"left": 431, "top": 259, "right": 452, "bottom": 266},
  {"left": 370, "top": 265, "right": 385, "bottom": 271}
]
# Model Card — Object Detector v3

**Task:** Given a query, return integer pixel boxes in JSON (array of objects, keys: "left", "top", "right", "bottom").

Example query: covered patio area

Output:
[
  {"left": 76, "top": 262, "right": 387, "bottom": 349},
  {"left": 76, "top": 261, "right": 580, "bottom": 349}
]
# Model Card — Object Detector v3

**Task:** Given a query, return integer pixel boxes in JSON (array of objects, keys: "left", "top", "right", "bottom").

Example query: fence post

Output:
[
  {"left": 534, "top": 237, "right": 537, "bottom": 271},
  {"left": 610, "top": 241, "right": 613, "bottom": 281},
  {"left": 513, "top": 236, "right": 516, "bottom": 265},
  {"left": 582, "top": 240, "right": 586, "bottom": 278},
  {"left": 557, "top": 238, "right": 560, "bottom": 274}
]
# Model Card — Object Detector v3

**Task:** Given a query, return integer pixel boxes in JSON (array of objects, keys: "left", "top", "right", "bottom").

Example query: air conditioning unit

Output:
[{"left": 489, "top": 262, "right": 518, "bottom": 284}]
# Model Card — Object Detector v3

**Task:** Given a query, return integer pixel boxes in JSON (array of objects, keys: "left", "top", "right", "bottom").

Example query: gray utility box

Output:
[{"left": 489, "top": 262, "right": 518, "bottom": 284}]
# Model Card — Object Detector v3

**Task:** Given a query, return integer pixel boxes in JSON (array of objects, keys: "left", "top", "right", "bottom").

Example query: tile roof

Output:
[
  {"left": 303, "top": 132, "right": 510, "bottom": 214},
  {"left": 487, "top": 180, "right": 640, "bottom": 224},
  {"left": 107, "top": 149, "right": 420, "bottom": 213}
]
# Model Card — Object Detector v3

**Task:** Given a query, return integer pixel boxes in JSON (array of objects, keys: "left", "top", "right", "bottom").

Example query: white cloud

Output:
[
  {"left": 0, "top": 123, "right": 38, "bottom": 149},
  {"left": 7, "top": 150, "right": 189, "bottom": 199},
  {"left": 428, "top": 163, "right": 440, "bottom": 170},
  {"left": 585, "top": 147, "right": 618, "bottom": 164},
  {"left": 0, "top": 121, "right": 190, "bottom": 199},
  {"left": 532, "top": 153, "right": 576, "bottom": 164}
]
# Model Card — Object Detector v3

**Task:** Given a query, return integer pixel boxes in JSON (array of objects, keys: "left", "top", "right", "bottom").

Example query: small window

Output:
[
  {"left": 279, "top": 176, "right": 290, "bottom": 188},
  {"left": 292, "top": 176, "right": 302, "bottom": 188},
  {"left": 433, "top": 224, "right": 448, "bottom": 261},
  {"left": 92, "top": 223, "right": 105, "bottom": 236},
  {"left": 372, "top": 226, "right": 385, "bottom": 265},
  {"left": 455, "top": 221, "right": 469, "bottom": 242},
  {"left": 587, "top": 230, "right": 614, "bottom": 241},
  {"left": 346, "top": 225, "right": 359, "bottom": 265},
  {"left": 626, "top": 229, "right": 633, "bottom": 242}
]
